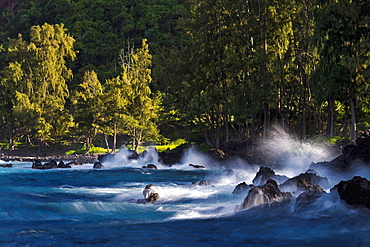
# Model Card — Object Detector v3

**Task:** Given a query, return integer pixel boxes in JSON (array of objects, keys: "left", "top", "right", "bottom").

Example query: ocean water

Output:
[{"left": 1, "top": 145, "right": 370, "bottom": 247}]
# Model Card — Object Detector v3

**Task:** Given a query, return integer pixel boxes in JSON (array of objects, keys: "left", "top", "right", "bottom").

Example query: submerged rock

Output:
[
  {"left": 93, "top": 162, "right": 104, "bottom": 169},
  {"left": 199, "top": 180, "right": 214, "bottom": 186},
  {"left": 238, "top": 179, "right": 292, "bottom": 211},
  {"left": 222, "top": 168, "right": 234, "bottom": 176},
  {"left": 0, "top": 164, "right": 12, "bottom": 168},
  {"left": 252, "top": 166, "right": 289, "bottom": 186},
  {"left": 335, "top": 176, "right": 370, "bottom": 209}
]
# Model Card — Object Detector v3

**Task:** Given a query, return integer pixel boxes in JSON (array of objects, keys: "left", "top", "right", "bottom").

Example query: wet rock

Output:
[
  {"left": 295, "top": 192, "right": 324, "bottom": 210},
  {"left": 280, "top": 171, "right": 329, "bottom": 192},
  {"left": 335, "top": 176, "right": 370, "bottom": 209},
  {"left": 142, "top": 164, "right": 157, "bottom": 169},
  {"left": 189, "top": 164, "right": 205, "bottom": 169},
  {"left": 32, "top": 160, "right": 43, "bottom": 169},
  {"left": 199, "top": 180, "right": 213, "bottom": 186},
  {"left": 45, "top": 160, "right": 58, "bottom": 169},
  {"left": 66, "top": 161, "right": 82, "bottom": 166},
  {"left": 57, "top": 161, "right": 71, "bottom": 168},
  {"left": 189, "top": 182, "right": 197, "bottom": 187},
  {"left": 311, "top": 130, "right": 370, "bottom": 172},
  {"left": 252, "top": 166, "right": 289, "bottom": 186},
  {"left": 138, "top": 184, "right": 159, "bottom": 204},
  {"left": 294, "top": 178, "right": 326, "bottom": 210},
  {"left": 127, "top": 150, "right": 139, "bottom": 160},
  {"left": 0, "top": 164, "right": 12, "bottom": 168},
  {"left": 297, "top": 178, "right": 325, "bottom": 194},
  {"left": 232, "top": 182, "right": 252, "bottom": 195},
  {"left": 98, "top": 153, "right": 115, "bottom": 163},
  {"left": 93, "top": 161, "right": 104, "bottom": 169},
  {"left": 32, "top": 160, "right": 58, "bottom": 169},
  {"left": 239, "top": 179, "right": 292, "bottom": 210}
]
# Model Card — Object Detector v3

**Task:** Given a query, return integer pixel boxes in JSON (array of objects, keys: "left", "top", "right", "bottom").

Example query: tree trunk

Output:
[
  {"left": 327, "top": 96, "right": 334, "bottom": 136},
  {"left": 350, "top": 97, "right": 357, "bottom": 140},
  {"left": 85, "top": 137, "right": 90, "bottom": 154},
  {"left": 104, "top": 134, "right": 110, "bottom": 153},
  {"left": 113, "top": 122, "right": 117, "bottom": 153},
  {"left": 263, "top": 102, "right": 270, "bottom": 139}
]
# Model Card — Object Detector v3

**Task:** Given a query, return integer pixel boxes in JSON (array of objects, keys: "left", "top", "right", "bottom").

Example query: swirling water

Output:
[{"left": 1, "top": 147, "right": 370, "bottom": 246}]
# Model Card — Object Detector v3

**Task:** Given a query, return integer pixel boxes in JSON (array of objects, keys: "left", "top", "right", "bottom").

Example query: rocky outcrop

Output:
[
  {"left": 232, "top": 182, "right": 253, "bottom": 195},
  {"left": 294, "top": 178, "right": 326, "bottom": 210},
  {"left": 137, "top": 184, "right": 159, "bottom": 204},
  {"left": 280, "top": 170, "right": 329, "bottom": 192},
  {"left": 158, "top": 144, "right": 188, "bottom": 166},
  {"left": 252, "top": 166, "right": 289, "bottom": 186},
  {"left": 237, "top": 179, "right": 292, "bottom": 211},
  {"left": 311, "top": 130, "right": 370, "bottom": 172},
  {"left": 335, "top": 176, "right": 370, "bottom": 209},
  {"left": 32, "top": 160, "right": 64, "bottom": 169}
]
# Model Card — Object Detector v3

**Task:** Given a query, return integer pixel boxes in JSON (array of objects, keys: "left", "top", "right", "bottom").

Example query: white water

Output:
[{"left": 1, "top": 136, "right": 370, "bottom": 246}]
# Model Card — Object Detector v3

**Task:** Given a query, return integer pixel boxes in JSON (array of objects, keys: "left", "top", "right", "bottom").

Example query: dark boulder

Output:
[
  {"left": 127, "top": 150, "right": 139, "bottom": 160},
  {"left": 311, "top": 130, "right": 370, "bottom": 172},
  {"left": 238, "top": 179, "right": 292, "bottom": 210},
  {"left": 157, "top": 144, "right": 189, "bottom": 166},
  {"left": 32, "top": 160, "right": 57, "bottom": 169},
  {"left": 142, "top": 164, "right": 157, "bottom": 169},
  {"left": 189, "top": 164, "right": 205, "bottom": 169},
  {"left": 252, "top": 166, "right": 289, "bottom": 186},
  {"left": 57, "top": 161, "right": 71, "bottom": 168},
  {"left": 232, "top": 182, "right": 252, "bottom": 195},
  {"left": 335, "top": 176, "right": 370, "bottom": 209},
  {"left": 93, "top": 162, "right": 104, "bottom": 169},
  {"left": 32, "top": 160, "right": 43, "bottom": 169},
  {"left": 45, "top": 160, "right": 58, "bottom": 169},
  {"left": 280, "top": 170, "right": 329, "bottom": 192},
  {"left": 98, "top": 153, "right": 115, "bottom": 163}
]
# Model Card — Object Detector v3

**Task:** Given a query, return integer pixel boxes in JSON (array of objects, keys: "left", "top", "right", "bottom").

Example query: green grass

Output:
[{"left": 65, "top": 146, "right": 110, "bottom": 155}]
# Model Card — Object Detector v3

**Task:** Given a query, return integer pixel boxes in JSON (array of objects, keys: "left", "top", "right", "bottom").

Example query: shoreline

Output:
[{"left": 0, "top": 153, "right": 99, "bottom": 164}]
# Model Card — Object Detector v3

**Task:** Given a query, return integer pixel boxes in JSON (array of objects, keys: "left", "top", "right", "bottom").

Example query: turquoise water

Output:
[{"left": 1, "top": 147, "right": 370, "bottom": 246}]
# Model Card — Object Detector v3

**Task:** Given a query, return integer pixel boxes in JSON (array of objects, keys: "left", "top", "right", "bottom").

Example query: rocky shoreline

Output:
[{"left": 0, "top": 153, "right": 98, "bottom": 164}]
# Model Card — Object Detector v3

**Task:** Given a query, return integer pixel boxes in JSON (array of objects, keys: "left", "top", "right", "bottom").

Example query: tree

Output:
[
  {"left": 102, "top": 39, "right": 161, "bottom": 152},
  {"left": 7, "top": 23, "right": 76, "bottom": 151},
  {"left": 71, "top": 70, "right": 103, "bottom": 153},
  {"left": 313, "top": 0, "right": 370, "bottom": 140}
]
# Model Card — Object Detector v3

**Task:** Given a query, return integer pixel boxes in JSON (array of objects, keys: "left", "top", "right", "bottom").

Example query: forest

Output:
[{"left": 0, "top": 0, "right": 369, "bottom": 153}]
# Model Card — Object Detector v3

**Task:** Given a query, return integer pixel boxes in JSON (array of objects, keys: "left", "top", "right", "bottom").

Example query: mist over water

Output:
[{"left": 1, "top": 133, "right": 370, "bottom": 246}]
